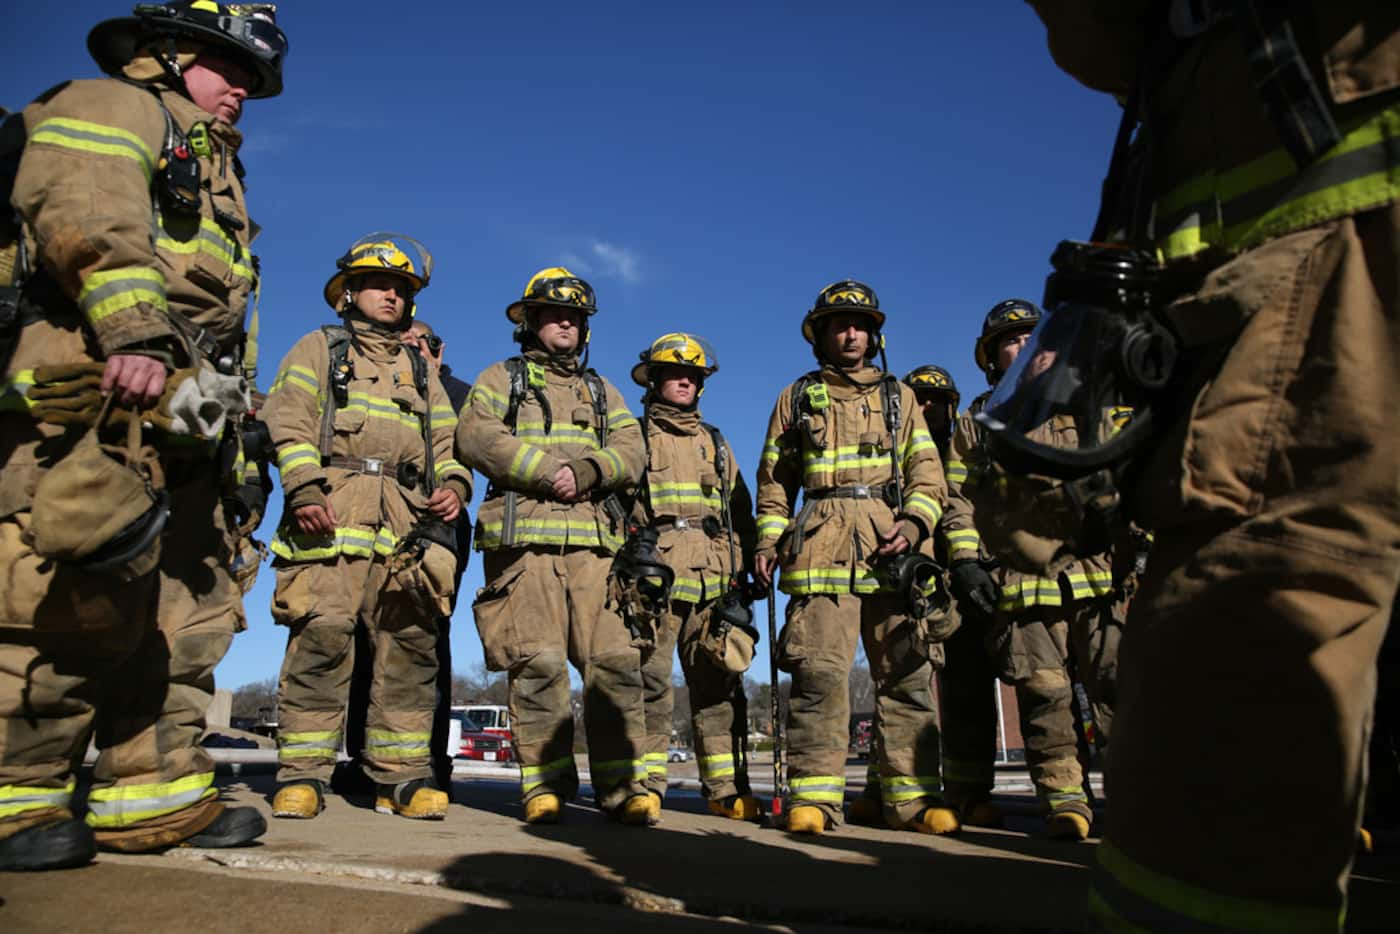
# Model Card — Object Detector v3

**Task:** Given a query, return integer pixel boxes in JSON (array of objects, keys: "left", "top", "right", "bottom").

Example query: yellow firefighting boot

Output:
[
  {"left": 1359, "top": 828, "right": 1374, "bottom": 855},
  {"left": 272, "top": 781, "right": 326, "bottom": 819},
  {"left": 906, "top": 806, "right": 961, "bottom": 836},
  {"left": 846, "top": 796, "right": 883, "bottom": 826},
  {"left": 615, "top": 793, "right": 660, "bottom": 826},
  {"left": 707, "top": 794, "right": 762, "bottom": 822},
  {"left": 786, "top": 805, "right": 829, "bottom": 835},
  {"left": 375, "top": 780, "right": 447, "bottom": 820},
  {"left": 1046, "top": 810, "right": 1091, "bottom": 841},
  {"left": 524, "top": 794, "right": 562, "bottom": 825}
]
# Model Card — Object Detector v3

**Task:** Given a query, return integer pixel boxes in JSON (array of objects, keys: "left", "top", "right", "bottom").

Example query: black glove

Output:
[
  {"left": 949, "top": 559, "right": 998, "bottom": 619},
  {"left": 224, "top": 482, "right": 268, "bottom": 534}
]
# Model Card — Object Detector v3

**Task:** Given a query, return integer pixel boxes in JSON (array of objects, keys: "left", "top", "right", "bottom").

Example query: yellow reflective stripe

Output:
[
  {"left": 469, "top": 384, "right": 508, "bottom": 417},
  {"left": 340, "top": 391, "right": 424, "bottom": 431},
  {"left": 945, "top": 460, "right": 969, "bottom": 485},
  {"left": 761, "top": 441, "right": 781, "bottom": 466},
  {"left": 520, "top": 755, "right": 575, "bottom": 793},
  {"left": 0, "top": 780, "right": 76, "bottom": 819},
  {"left": 0, "top": 369, "right": 36, "bottom": 413},
  {"left": 85, "top": 772, "right": 215, "bottom": 828},
  {"left": 943, "top": 529, "right": 981, "bottom": 559},
  {"left": 1066, "top": 569, "right": 1115, "bottom": 600},
  {"left": 276, "top": 442, "right": 320, "bottom": 474},
  {"left": 591, "top": 758, "right": 646, "bottom": 781},
  {"left": 365, "top": 729, "right": 432, "bottom": 758},
  {"left": 476, "top": 518, "right": 609, "bottom": 550},
  {"left": 508, "top": 444, "right": 546, "bottom": 484},
  {"left": 435, "top": 458, "right": 468, "bottom": 481},
  {"left": 789, "top": 775, "right": 845, "bottom": 803},
  {"left": 880, "top": 775, "right": 943, "bottom": 802},
  {"left": 903, "top": 428, "right": 936, "bottom": 465},
  {"left": 77, "top": 266, "right": 167, "bottom": 324},
  {"left": 271, "top": 526, "right": 399, "bottom": 561},
  {"left": 649, "top": 481, "right": 722, "bottom": 510},
  {"left": 607, "top": 409, "right": 637, "bottom": 430},
  {"left": 1092, "top": 840, "right": 1340, "bottom": 933},
  {"left": 699, "top": 753, "right": 735, "bottom": 779},
  {"left": 596, "top": 447, "right": 626, "bottom": 479},
  {"left": 904, "top": 491, "right": 943, "bottom": 528},
  {"left": 429, "top": 405, "right": 457, "bottom": 430},
  {"left": 757, "top": 515, "right": 789, "bottom": 539},
  {"left": 516, "top": 421, "right": 600, "bottom": 446},
  {"left": 1155, "top": 102, "right": 1400, "bottom": 261},
  {"left": 643, "top": 752, "right": 668, "bottom": 776},
  {"left": 31, "top": 116, "right": 155, "bottom": 178},
  {"left": 997, "top": 577, "right": 1062, "bottom": 611},
  {"left": 780, "top": 566, "right": 882, "bottom": 596},
  {"left": 271, "top": 364, "right": 319, "bottom": 397},
  {"left": 156, "top": 217, "right": 254, "bottom": 282},
  {"left": 802, "top": 445, "right": 898, "bottom": 474},
  {"left": 279, "top": 730, "right": 342, "bottom": 758}
]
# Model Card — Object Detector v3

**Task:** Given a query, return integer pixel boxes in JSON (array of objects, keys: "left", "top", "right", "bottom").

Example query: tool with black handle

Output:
[{"left": 767, "top": 578, "right": 788, "bottom": 822}]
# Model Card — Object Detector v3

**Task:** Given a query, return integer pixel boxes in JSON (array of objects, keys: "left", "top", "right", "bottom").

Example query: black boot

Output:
[
  {"left": 0, "top": 818, "right": 96, "bottom": 871},
  {"left": 182, "top": 807, "right": 266, "bottom": 848}
]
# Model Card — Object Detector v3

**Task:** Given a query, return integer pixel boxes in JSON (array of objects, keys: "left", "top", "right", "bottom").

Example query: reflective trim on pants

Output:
[
  {"left": 365, "top": 729, "right": 431, "bottom": 759},
  {"left": 0, "top": 780, "right": 75, "bottom": 820},
  {"left": 880, "top": 774, "right": 942, "bottom": 804},
  {"left": 1089, "top": 840, "right": 1341, "bottom": 934},
  {"left": 591, "top": 758, "right": 646, "bottom": 786},
  {"left": 642, "top": 752, "right": 668, "bottom": 778},
  {"left": 278, "top": 730, "right": 343, "bottom": 760},
  {"left": 700, "top": 753, "right": 736, "bottom": 781},
  {"left": 85, "top": 772, "right": 216, "bottom": 829},
  {"left": 789, "top": 775, "right": 846, "bottom": 805},
  {"left": 520, "top": 756, "right": 575, "bottom": 795}
]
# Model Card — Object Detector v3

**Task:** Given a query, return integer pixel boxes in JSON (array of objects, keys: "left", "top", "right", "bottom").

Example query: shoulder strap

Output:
[
  {"left": 318, "top": 324, "right": 353, "bottom": 461},
  {"left": 788, "top": 370, "right": 826, "bottom": 452},
  {"left": 406, "top": 343, "right": 434, "bottom": 492},
  {"left": 583, "top": 368, "right": 608, "bottom": 446},
  {"left": 881, "top": 374, "right": 904, "bottom": 512},
  {"left": 504, "top": 355, "right": 553, "bottom": 436},
  {"left": 704, "top": 421, "right": 741, "bottom": 582}
]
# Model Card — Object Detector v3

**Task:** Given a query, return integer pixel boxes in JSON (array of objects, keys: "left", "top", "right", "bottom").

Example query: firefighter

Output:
[
  {"left": 753, "top": 281, "right": 958, "bottom": 835},
  {"left": 263, "top": 234, "right": 470, "bottom": 821},
  {"left": 942, "top": 300, "right": 1122, "bottom": 841},
  {"left": 1013, "top": 3, "right": 1399, "bottom": 926},
  {"left": 457, "top": 267, "right": 652, "bottom": 825},
  {"left": 0, "top": 1, "right": 286, "bottom": 868},
  {"left": 630, "top": 333, "right": 762, "bottom": 821}
]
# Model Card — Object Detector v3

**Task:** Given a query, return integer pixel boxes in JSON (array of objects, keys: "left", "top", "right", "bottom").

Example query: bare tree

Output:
[
  {"left": 231, "top": 677, "right": 278, "bottom": 720},
  {"left": 849, "top": 644, "right": 875, "bottom": 715}
]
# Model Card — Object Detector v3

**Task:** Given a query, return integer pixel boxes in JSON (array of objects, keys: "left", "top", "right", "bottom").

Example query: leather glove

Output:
[
  {"left": 949, "top": 559, "right": 999, "bottom": 619},
  {"left": 223, "top": 482, "right": 267, "bottom": 535},
  {"left": 27, "top": 362, "right": 109, "bottom": 426}
]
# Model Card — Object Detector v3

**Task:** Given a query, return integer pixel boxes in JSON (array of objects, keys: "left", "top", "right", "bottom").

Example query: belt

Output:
[
  {"left": 651, "top": 516, "right": 721, "bottom": 537},
  {"left": 326, "top": 455, "right": 422, "bottom": 490},
  {"left": 806, "top": 483, "right": 891, "bottom": 501}
]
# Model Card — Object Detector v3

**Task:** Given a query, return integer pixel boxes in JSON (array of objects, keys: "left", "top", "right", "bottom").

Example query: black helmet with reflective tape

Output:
[
  {"left": 89, "top": 2, "right": 288, "bottom": 99},
  {"left": 903, "top": 364, "right": 960, "bottom": 409},
  {"left": 802, "top": 280, "right": 885, "bottom": 360},
  {"left": 974, "top": 299, "right": 1041, "bottom": 376}
]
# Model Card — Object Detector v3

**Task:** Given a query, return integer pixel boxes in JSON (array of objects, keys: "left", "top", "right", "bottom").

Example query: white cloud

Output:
[{"left": 558, "top": 240, "right": 642, "bottom": 284}]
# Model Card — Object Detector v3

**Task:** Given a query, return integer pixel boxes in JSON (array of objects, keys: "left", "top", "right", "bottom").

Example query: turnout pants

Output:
[
  {"left": 272, "top": 556, "right": 438, "bottom": 787},
  {"left": 1091, "top": 206, "right": 1400, "bottom": 930},
  {"left": 994, "top": 594, "right": 1120, "bottom": 821},
  {"left": 641, "top": 601, "right": 752, "bottom": 800},
  {"left": 778, "top": 591, "right": 942, "bottom": 826},
  {"left": 472, "top": 547, "right": 647, "bottom": 813},
  {"left": 0, "top": 471, "right": 242, "bottom": 845}
]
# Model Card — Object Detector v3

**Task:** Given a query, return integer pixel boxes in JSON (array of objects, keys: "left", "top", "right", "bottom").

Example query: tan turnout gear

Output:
[
  {"left": 1027, "top": 2, "right": 1400, "bottom": 927},
  {"left": 262, "top": 321, "right": 469, "bottom": 792},
  {"left": 632, "top": 398, "right": 759, "bottom": 803},
  {"left": 458, "top": 336, "right": 648, "bottom": 815},
  {"left": 0, "top": 70, "right": 265, "bottom": 851},
  {"left": 943, "top": 389, "right": 1123, "bottom": 826},
  {"left": 755, "top": 354, "right": 953, "bottom": 828}
]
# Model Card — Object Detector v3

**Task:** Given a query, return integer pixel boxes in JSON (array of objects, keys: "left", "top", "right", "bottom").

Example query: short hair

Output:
[{"left": 409, "top": 320, "right": 436, "bottom": 337}]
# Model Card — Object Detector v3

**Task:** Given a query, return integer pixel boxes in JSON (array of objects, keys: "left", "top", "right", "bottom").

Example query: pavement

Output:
[{"left": 2, "top": 758, "right": 1398, "bottom": 933}]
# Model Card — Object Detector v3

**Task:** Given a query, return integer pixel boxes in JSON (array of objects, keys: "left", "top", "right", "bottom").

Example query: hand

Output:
[
  {"left": 949, "top": 559, "right": 999, "bottom": 618},
  {"left": 876, "top": 524, "right": 911, "bottom": 557},
  {"left": 293, "top": 502, "right": 337, "bottom": 536},
  {"left": 754, "top": 553, "right": 775, "bottom": 588},
  {"left": 551, "top": 465, "right": 579, "bottom": 502},
  {"left": 427, "top": 487, "right": 461, "bottom": 523},
  {"left": 102, "top": 354, "right": 167, "bottom": 408}
]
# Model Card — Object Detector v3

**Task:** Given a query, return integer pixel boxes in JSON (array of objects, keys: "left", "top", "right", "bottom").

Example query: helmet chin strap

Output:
[{"left": 152, "top": 36, "right": 195, "bottom": 100}]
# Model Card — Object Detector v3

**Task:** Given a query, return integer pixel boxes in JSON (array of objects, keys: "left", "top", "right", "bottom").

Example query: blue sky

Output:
[{"left": 5, "top": 2, "right": 1120, "bottom": 690}]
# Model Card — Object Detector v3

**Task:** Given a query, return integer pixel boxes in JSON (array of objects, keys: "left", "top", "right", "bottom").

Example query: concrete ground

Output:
[{"left": 2, "top": 759, "right": 1398, "bottom": 933}]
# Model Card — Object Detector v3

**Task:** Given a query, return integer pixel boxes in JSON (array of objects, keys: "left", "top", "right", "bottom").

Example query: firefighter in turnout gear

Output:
[
  {"left": 1021, "top": 3, "right": 1400, "bottom": 926},
  {"left": 753, "top": 281, "right": 958, "bottom": 836},
  {"left": 0, "top": 1, "right": 286, "bottom": 869},
  {"left": 457, "top": 267, "right": 652, "bottom": 825},
  {"left": 263, "top": 234, "right": 470, "bottom": 821},
  {"left": 630, "top": 333, "right": 762, "bottom": 821},
  {"left": 943, "top": 300, "right": 1122, "bottom": 840}
]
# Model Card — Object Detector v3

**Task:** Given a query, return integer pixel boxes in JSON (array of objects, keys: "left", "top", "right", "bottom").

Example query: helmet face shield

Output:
[{"left": 631, "top": 332, "right": 719, "bottom": 387}]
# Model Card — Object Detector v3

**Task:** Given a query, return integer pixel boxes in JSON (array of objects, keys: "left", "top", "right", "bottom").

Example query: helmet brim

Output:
[
  {"left": 88, "top": 16, "right": 283, "bottom": 99},
  {"left": 801, "top": 306, "right": 886, "bottom": 345}
]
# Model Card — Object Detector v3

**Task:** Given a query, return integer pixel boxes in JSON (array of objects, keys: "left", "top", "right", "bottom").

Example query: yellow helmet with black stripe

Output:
[
  {"left": 505, "top": 266, "right": 597, "bottom": 324},
  {"left": 323, "top": 232, "right": 431, "bottom": 312},
  {"left": 801, "top": 279, "right": 885, "bottom": 354},
  {"left": 631, "top": 332, "right": 720, "bottom": 387}
]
